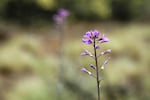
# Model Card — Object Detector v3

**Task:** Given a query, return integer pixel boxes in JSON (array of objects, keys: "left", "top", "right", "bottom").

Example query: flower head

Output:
[
  {"left": 58, "top": 8, "right": 69, "bottom": 18},
  {"left": 82, "top": 30, "right": 100, "bottom": 44},
  {"left": 91, "top": 30, "right": 100, "bottom": 38},
  {"left": 53, "top": 8, "right": 69, "bottom": 25}
]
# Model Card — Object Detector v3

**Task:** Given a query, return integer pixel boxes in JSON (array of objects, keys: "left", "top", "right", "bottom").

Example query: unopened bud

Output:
[
  {"left": 101, "top": 57, "right": 110, "bottom": 70},
  {"left": 90, "top": 64, "right": 96, "bottom": 69},
  {"left": 81, "top": 68, "right": 92, "bottom": 75},
  {"left": 101, "top": 49, "right": 111, "bottom": 55}
]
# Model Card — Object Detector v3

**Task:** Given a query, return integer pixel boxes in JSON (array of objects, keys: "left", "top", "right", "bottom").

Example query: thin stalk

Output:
[
  {"left": 58, "top": 22, "right": 65, "bottom": 80},
  {"left": 57, "top": 21, "right": 65, "bottom": 100},
  {"left": 93, "top": 38, "right": 100, "bottom": 100}
]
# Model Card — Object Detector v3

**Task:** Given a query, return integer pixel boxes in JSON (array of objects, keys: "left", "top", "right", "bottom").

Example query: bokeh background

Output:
[{"left": 0, "top": 0, "right": 150, "bottom": 100}]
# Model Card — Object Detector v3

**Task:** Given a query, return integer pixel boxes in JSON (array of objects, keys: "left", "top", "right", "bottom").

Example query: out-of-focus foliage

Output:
[
  {"left": 6, "top": 77, "right": 56, "bottom": 100},
  {"left": 57, "top": 0, "right": 111, "bottom": 20},
  {"left": 111, "top": 0, "right": 150, "bottom": 20},
  {"left": 0, "top": 0, "right": 149, "bottom": 23},
  {"left": 36, "top": 0, "right": 56, "bottom": 10},
  {"left": 0, "top": 0, "right": 9, "bottom": 14}
]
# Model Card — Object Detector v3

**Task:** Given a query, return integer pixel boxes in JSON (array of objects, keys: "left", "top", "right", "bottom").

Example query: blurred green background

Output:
[{"left": 0, "top": 0, "right": 150, "bottom": 100}]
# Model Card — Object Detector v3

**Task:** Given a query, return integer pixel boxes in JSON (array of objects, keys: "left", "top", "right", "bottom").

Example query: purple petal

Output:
[
  {"left": 82, "top": 38, "right": 93, "bottom": 44},
  {"left": 84, "top": 31, "right": 91, "bottom": 38},
  {"left": 92, "top": 30, "right": 100, "bottom": 38},
  {"left": 99, "top": 34, "right": 109, "bottom": 43}
]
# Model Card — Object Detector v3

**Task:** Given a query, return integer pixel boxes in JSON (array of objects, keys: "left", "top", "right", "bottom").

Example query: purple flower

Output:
[
  {"left": 82, "top": 30, "right": 100, "bottom": 44},
  {"left": 84, "top": 31, "right": 91, "bottom": 38},
  {"left": 84, "top": 30, "right": 100, "bottom": 38},
  {"left": 53, "top": 8, "right": 69, "bottom": 25},
  {"left": 91, "top": 30, "right": 100, "bottom": 38},
  {"left": 99, "top": 34, "right": 109, "bottom": 43},
  {"left": 81, "top": 68, "right": 92, "bottom": 75},
  {"left": 58, "top": 8, "right": 69, "bottom": 18}
]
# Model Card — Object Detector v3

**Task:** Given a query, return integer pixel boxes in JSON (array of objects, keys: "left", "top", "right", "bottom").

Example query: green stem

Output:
[{"left": 93, "top": 38, "right": 100, "bottom": 100}]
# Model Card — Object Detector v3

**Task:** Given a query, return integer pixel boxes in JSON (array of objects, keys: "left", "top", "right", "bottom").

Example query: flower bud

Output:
[
  {"left": 90, "top": 64, "right": 96, "bottom": 69},
  {"left": 101, "top": 49, "right": 111, "bottom": 55},
  {"left": 81, "top": 68, "right": 92, "bottom": 75}
]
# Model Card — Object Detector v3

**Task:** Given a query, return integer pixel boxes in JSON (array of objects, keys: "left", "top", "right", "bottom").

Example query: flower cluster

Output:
[
  {"left": 81, "top": 30, "right": 111, "bottom": 100},
  {"left": 53, "top": 8, "right": 69, "bottom": 25},
  {"left": 82, "top": 30, "right": 109, "bottom": 45},
  {"left": 81, "top": 30, "right": 111, "bottom": 79}
]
